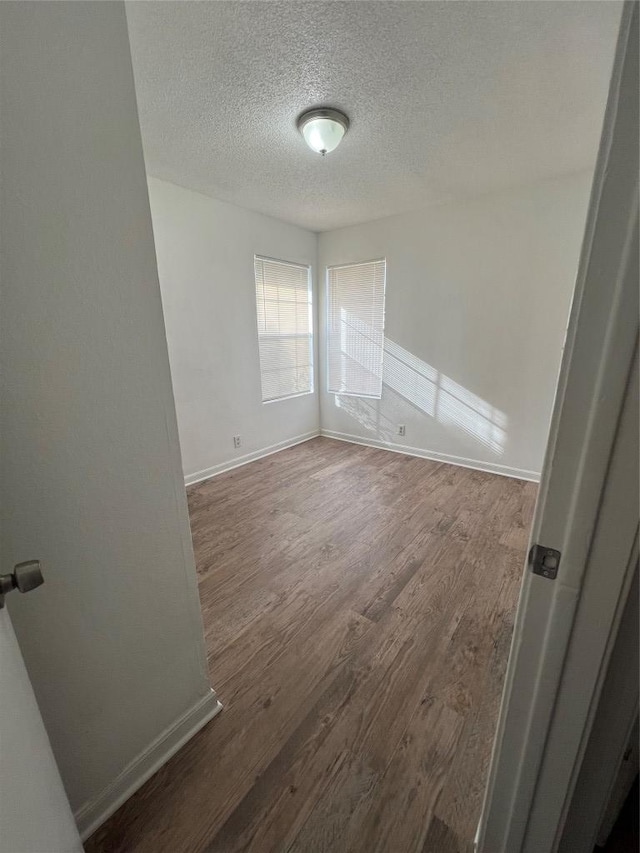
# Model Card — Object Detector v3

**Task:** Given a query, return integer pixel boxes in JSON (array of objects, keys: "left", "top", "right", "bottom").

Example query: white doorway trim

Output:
[{"left": 477, "top": 3, "right": 639, "bottom": 851}]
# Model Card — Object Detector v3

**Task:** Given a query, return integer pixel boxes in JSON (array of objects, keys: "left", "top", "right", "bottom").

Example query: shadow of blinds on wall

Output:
[
  {"left": 327, "top": 258, "right": 386, "bottom": 398},
  {"left": 254, "top": 255, "right": 313, "bottom": 403}
]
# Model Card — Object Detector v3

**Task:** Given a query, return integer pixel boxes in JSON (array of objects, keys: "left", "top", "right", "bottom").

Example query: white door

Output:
[
  {"left": 1, "top": 597, "right": 82, "bottom": 853},
  {"left": 478, "top": 5, "right": 638, "bottom": 852},
  {"left": 1, "top": 3, "right": 215, "bottom": 841}
]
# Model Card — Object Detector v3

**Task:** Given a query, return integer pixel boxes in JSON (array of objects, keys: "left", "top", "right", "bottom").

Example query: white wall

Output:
[
  {"left": 318, "top": 172, "right": 592, "bottom": 479},
  {"left": 0, "top": 1, "right": 218, "bottom": 838},
  {"left": 147, "top": 177, "right": 319, "bottom": 483}
]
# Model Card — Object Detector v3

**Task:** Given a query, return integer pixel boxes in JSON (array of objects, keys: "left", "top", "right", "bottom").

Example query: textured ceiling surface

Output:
[{"left": 126, "top": 1, "right": 621, "bottom": 232}]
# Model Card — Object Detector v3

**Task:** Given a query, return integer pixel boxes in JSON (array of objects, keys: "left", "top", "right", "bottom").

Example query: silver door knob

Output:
[{"left": 0, "top": 560, "right": 44, "bottom": 608}]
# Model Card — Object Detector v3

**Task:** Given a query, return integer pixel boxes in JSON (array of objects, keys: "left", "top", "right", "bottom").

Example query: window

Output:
[
  {"left": 327, "top": 258, "right": 386, "bottom": 398},
  {"left": 254, "top": 255, "right": 313, "bottom": 402}
]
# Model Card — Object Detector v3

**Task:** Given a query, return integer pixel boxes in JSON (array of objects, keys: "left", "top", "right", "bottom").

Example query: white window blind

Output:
[
  {"left": 327, "top": 258, "right": 386, "bottom": 397},
  {"left": 254, "top": 255, "right": 313, "bottom": 402}
]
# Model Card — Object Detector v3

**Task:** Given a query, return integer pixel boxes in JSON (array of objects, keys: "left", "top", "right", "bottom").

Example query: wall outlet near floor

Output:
[
  {"left": 398, "top": 425, "right": 406, "bottom": 437},
  {"left": 233, "top": 435, "right": 241, "bottom": 448}
]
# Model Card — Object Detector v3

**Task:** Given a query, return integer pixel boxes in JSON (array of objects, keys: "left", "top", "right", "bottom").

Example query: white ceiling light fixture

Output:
[{"left": 297, "top": 107, "right": 350, "bottom": 156}]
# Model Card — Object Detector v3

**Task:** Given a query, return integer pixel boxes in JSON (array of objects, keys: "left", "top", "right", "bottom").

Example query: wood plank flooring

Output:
[{"left": 86, "top": 437, "right": 537, "bottom": 853}]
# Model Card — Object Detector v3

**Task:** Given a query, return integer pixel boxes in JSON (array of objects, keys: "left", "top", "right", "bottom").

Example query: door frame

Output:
[{"left": 477, "top": 3, "right": 639, "bottom": 851}]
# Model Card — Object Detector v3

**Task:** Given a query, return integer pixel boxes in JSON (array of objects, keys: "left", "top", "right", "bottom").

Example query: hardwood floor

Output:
[{"left": 86, "top": 437, "right": 537, "bottom": 853}]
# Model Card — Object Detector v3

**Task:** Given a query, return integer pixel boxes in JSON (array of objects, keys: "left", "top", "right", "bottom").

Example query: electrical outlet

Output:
[
  {"left": 398, "top": 425, "right": 406, "bottom": 437},
  {"left": 233, "top": 435, "right": 241, "bottom": 448}
]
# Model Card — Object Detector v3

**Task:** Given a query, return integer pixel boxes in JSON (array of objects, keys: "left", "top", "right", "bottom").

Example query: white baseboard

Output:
[
  {"left": 320, "top": 429, "right": 540, "bottom": 482},
  {"left": 76, "top": 689, "right": 222, "bottom": 840},
  {"left": 184, "top": 428, "right": 539, "bottom": 485},
  {"left": 184, "top": 430, "right": 320, "bottom": 486}
]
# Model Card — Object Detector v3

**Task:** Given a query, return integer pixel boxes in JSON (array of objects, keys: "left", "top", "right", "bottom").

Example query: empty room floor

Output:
[{"left": 87, "top": 437, "right": 537, "bottom": 853}]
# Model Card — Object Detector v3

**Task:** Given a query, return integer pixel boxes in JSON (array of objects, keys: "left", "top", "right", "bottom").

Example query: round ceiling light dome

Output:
[{"left": 297, "top": 107, "right": 350, "bottom": 156}]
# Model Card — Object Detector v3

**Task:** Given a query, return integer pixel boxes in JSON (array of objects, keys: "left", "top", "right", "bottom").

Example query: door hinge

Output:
[{"left": 529, "top": 544, "right": 561, "bottom": 580}]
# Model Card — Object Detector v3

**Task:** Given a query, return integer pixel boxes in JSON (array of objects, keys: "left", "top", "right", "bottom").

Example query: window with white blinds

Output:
[
  {"left": 254, "top": 255, "right": 313, "bottom": 403},
  {"left": 326, "top": 259, "right": 386, "bottom": 397}
]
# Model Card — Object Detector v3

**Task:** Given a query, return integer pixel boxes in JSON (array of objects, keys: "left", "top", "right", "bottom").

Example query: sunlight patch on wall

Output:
[
  {"left": 335, "top": 337, "right": 507, "bottom": 456},
  {"left": 334, "top": 393, "right": 397, "bottom": 441}
]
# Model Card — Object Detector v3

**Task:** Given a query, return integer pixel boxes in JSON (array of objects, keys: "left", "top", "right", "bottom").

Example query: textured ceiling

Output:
[{"left": 126, "top": 1, "right": 621, "bottom": 232}]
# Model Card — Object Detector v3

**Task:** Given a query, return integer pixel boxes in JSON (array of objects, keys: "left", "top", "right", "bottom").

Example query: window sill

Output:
[{"left": 262, "top": 390, "right": 315, "bottom": 405}]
